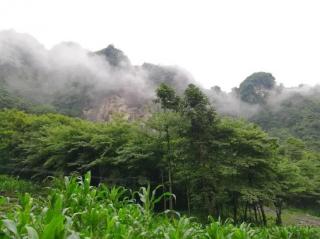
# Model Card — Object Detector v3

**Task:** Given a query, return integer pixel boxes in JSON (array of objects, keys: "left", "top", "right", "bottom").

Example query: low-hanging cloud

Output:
[
  {"left": 1, "top": 30, "right": 319, "bottom": 121},
  {"left": 0, "top": 30, "right": 194, "bottom": 113},
  {"left": 207, "top": 82, "right": 320, "bottom": 119},
  {"left": 206, "top": 88, "right": 261, "bottom": 118}
]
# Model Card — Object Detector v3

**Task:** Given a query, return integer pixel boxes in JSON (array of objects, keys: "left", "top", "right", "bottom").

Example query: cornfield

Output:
[{"left": 0, "top": 173, "right": 319, "bottom": 239}]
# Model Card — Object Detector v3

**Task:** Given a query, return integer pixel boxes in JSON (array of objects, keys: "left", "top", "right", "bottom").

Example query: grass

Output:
[
  {"left": 263, "top": 206, "right": 320, "bottom": 227},
  {"left": 0, "top": 175, "right": 41, "bottom": 196},
  {"left": 281, "top": 208, "right": 320, "bottom": 227},
  {"left": 0, "top": 175, "right": 43, "bottom": 214},
  {"left": 0, "top": 173, "right": 319, "bottom": 239}
]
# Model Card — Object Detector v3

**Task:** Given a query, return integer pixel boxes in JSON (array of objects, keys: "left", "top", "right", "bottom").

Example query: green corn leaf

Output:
[
  {"left": 26, "top": 226, "right": 39, "bottom": 239},
  {"left": 2, "top": 219, "right": 19, "bottom": 237}
]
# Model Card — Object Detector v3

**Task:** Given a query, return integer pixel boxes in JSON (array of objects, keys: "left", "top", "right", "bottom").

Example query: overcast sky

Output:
[{"left": 1, "top": 0, "right": 320, "bottom": 91}]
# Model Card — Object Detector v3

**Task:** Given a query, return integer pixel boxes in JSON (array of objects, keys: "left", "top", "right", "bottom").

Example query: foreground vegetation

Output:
[
  {"left": 0, "top": 173, "right": 319, "bottom": 239},
  {"left": 1, "top": 84, "right": 320, "bottom": 226},
  {"left": 1, "top": 33, "right": 319, "bottom": 237}
]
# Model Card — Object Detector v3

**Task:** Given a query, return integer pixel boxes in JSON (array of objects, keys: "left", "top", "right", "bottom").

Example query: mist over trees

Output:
[
  {"left": 0, "top": 30, "right": 194, "bottom": 118},
  {"left": 1, "top": 83, "right": 320, "bottom": 225},
  {"left": 208, "top": 72, "right": 320, "bottom": 153},
  {"left": 1, "top": 30, "right": 320, "bottom": 226},
  {"left": 2, "top": 30, "right": 320, "bottom": 133}
]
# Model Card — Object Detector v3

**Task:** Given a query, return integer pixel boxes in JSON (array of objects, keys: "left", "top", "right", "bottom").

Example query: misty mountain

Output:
[
  {"left": 2, "top": 30, "right": 320, "bottom": 151},
  {"left": 208, "top": 72, "right": 320, "bottom": 151},
  {"left": 96, "top": 44, "right": 131, "bottom": 67},
  {"left": 0, "top": 30, "right": 194, "bottom": 118},
  {"left": 250, "top": 91, "right": 320, "bottom": 151}
]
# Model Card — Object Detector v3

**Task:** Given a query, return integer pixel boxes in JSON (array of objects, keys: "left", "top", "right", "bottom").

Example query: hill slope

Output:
[
  {"left": 0, "top": 30, "right": 194, "bottom": 119},
  {"left": 1, "top": 31, "right": 320, "bottom": 152}
]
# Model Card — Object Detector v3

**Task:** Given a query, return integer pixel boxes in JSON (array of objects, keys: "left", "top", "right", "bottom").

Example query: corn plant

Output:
[{"left": 1, "top": 173, "right": 320, "bottom": 239}]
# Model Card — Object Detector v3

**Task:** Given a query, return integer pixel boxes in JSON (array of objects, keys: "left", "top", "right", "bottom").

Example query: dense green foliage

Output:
[
  {"left": 0, "top": 175, "right": 38, "bottom": 196},
  {"left": 238, "top": 72, "right": 276, "bottom": 104},
  {"left": 1, "top": 84, "right": 319, "bottom": 227},
  {"left": 229, "top": 71, "right": 320, "bottom": 154},
  {"left": 251, "top": 93, "right": 320, "bottom": 151},
  {"left": 1, "top": 33, "right": 319, "bottom": 235},
  {"left": 1, "top": 173, "right": 319, "bottom": 239},
  {"left": 0, "top": 84, "right": 55, "bottom": 114}
]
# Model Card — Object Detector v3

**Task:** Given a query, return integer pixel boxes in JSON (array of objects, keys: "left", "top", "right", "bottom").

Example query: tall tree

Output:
[
  {"left": 155, "top": 83, "right": 181, "bottom": 210},
  {"left": 181, "top": 84, "right": 219, "bottom": 214}
]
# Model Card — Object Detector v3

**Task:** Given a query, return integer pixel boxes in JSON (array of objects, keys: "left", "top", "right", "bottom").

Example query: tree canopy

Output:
[{"left": 1, "top": 84, "right": 319, "bottom": 225}]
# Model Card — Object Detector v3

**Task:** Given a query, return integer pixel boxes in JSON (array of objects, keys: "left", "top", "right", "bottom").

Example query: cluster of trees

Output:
[
  {"left": 230, "top": 72, "right": 320, "bottom": 152},
  {"left": 0, "top": 84, "right": 319, "bottom": 225},
  {"left": 0, "top": 84, "right": 55, "bottom": 114},
  {"left": 252, "top": 93, "right": 320, "bottom": 151},
  {"left": 238, "top": 72, "right": 276, "bottom": 104}
]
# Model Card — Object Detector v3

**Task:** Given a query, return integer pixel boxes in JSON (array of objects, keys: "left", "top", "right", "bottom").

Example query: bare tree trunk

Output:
[
  {"left": 161, "top": 170, "right": 166, "bottom": 211},
  {"left": 250, "top": 206, "right": 254, "bottom": 222},
  {"left": 186, "top": 185, "right": 191, "bottom": 216},
  {"left": 259, "top": 202, "right": 267, "bottom": 226},
  {"left": 166, "top": 125, "right": 173, "bottom": 210},
  {"left": 99, "top": 166, "right": 102, "bottom": 183},
  {"left": 257, "top": 205, "right": 263, "bottom": 225},
  {"left": 233, "top": 195, "right": 238, "bottom": 223},
  {"left": 253, "top": 204, "right": 258, "bottom": 223},
  {"left": 168, "top": 162, "right": 173, "bottom": 210},
  {"left": 275, "top": 198, "right": 283, "bottom": 226},
  {"left": 244, "top": 202, "right": 248, "bottom": 221}
]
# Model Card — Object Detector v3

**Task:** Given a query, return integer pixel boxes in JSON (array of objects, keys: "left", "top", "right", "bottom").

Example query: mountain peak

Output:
[{"left": 96, "top": 44, "right": 130, "bottom": 67}]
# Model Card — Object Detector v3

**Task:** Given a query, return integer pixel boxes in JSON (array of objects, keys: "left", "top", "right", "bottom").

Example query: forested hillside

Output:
[
  {"left": 1, "top": 83, "right": 320, "bottom": 226},
  {"left": 209, "top": 72, "right": 320, "bottom": 153},
  {"left": 1, "top": 31, "right": 320, "bottom": 230},
  {"left": 251, "top": 94, "right": 320, "bottom": 151},
  {"left": 2, "top": 31, "right": 320, "bottom": 154},
  {"left": 2, "top": 31, "right": 320, "bottom": 153}
]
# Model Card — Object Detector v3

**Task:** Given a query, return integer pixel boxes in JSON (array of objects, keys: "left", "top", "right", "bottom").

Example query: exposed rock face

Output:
[
  {"left": 83, "top": 95, "right": 149, "bottom": 121},
  {"left": 0, "top": 31, "right": 194, "bottom": 119}
]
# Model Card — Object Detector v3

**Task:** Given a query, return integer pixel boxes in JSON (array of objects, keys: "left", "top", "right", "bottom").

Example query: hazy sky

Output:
[{"left": 1, "top": 0, "right": 320, "bottom": 91}]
